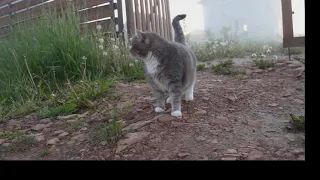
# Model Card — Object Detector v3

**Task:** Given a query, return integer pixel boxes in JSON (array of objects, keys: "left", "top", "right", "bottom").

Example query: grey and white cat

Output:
[{"left": 129, "top": 14, "right": 197, "bottom": 117}]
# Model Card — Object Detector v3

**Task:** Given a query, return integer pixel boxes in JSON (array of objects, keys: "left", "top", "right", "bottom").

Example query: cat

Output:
[{"left": 129, "top": 14, "right": 197, "bottom": 117}]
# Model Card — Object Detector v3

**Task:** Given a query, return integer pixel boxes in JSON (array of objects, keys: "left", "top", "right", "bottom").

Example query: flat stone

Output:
[
  {"left": 247, "top": 150, "right": 264, "bottom": 160},
  {"left": 31, "top": 124, "right": 50, "bottom": 131},
  {"left": 158, "top": 115, "right": 176, "bottom": 122},
  {"left": 53, "top": 130, "right": 64, "bottom": 135},
  {"left": 122, "top": 120, "right": 152, "bottom": 132},
  {"left": 177, "top": 153, "right": 190, "bottom": 158},
  {"left": 39, "top": 118, "right": 52, "bottom": 124},
  {"left": 46, "top": 138, "right": 59, "bottom": 145},
  {"left": 58, "top": 132, "right": 69, "bottom": 138}
]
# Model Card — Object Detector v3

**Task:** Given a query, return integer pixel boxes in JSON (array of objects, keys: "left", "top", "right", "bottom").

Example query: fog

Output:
[{"left": 170, "top": 0, "right": 305, "bottom": 43}]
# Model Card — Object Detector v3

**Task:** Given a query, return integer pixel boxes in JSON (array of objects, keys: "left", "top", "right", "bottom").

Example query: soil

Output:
[{"left": 0, "top": 55, "right": 305, "bottom": 160}]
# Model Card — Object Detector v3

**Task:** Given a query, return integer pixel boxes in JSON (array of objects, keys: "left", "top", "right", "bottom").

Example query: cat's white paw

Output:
[
  {"left": 185, "top": 95, "right": 194, "bottom": 101},
  {"left": 171, "top": 110, "right": 182, "bottom": 117},
  {"left": 155, "top": 107, "right": 165, "bottom": 113},
  {"left": 166, "top": 97, "right": 171, "bottom": 104}
]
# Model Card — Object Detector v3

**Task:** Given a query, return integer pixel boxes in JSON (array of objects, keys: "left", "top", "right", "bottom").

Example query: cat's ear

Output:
[{"left": 136, "top": 30, "right": 148, "bottom": 43}]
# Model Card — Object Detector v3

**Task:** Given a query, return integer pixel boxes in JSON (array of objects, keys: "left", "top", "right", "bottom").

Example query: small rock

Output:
[
  {"left": 122, "top": 120, "right": 152, "bottom": 132},
  {"left": 116, "top": 132, "right": 150, "bottom": 153},
  {"left": 31, "top": 124, "right": 50, "bottom": 131},
  {"left": 71, "top": 134, "right": 86, "bottom": 142},
  {"left": 35, "top": 135, "right": 45, "bottom": 142},
  {"left": 210, "top": 116, "right": 231, "bottom": 126},
  {"left": 202, "top": 97, "right": 209, "bottom": 101},
  {"left": 226, "top": 149, "right": 237, "bottom": 154},
  {"left": 283, "top": 93, "right": 291, "bottom": 97},
  {"left": 245, "top": 69, "right": 253, "bottom": 75},
  {"left": 247, "top": 150, "right": 264, "bottom": 160},
  {"left": 78, "top": 111, "right": 89, "bottom": 118},
  {"left": 210, "top": 139, "right": 218, "bottom": 144},
  {"left": 268, "top": 103, "right": 279, "bottom": 107},
  {"left": 158, "top": 115, "right": 176, "bottom": 122},
  {"left": 292, "top": 148, "right": 305, "bottom": 155},
  {"left": 288, "top": 64, "right": 301, "bottom": 69},
  {"left": 53, "top": 130, "right": 64, "bottom": 135},
  {"left": 178, "top": 153, "right": 190, "bottom": 158},
  {"left": 0, "top": 139, "right": 7, "bottom": 145},
  {"left": 227, "top": 96, "right": 237, "bottom": 102},
  {"left": 195, "top": 110, "right": 207, "bottom": 115},
  {"left": 252, "top": 69, "right": 264, "bottom": 74},
  {"left": 267, "top": 67, "right": 274, "bottom": 71},
  {"left": 80, "top": 127, "right": 88, "bottom": 131},
  {"left": 297, "top": 155, "right": 305, "bottom": 160},
  {"left": 247, "top": 120, "right": 262, "bottom": 128},
  {"left": 58, "top": 132, "right": 69, "bottom": 138},
  {"left": 221, "top": 157, "right": 237, "bottom": 160},
  {"left": 39, "top": 118, "right": 52, "bottom": 124},
  {"left": 196, "top": 136, "right": 207, "bottom": 142},
  {"left": 101, "top": 141, "right": 107, "bottom": 146},
  {"left": 66, "top": 119, "right": 78, "bottom": 123},
  {"left": 2, "top": 143, "right": 10, "bottom": 147},
  {"left": 90, "top": 113, "right": 103, "bottom": 122},
  {"left": 46, "top": 138, "right": 59, "bottom": 145},
  {"left": 293, "top": 99, "right": 304, "bottom": 105},
  {"left": 57, "top": 114, "right": 79, "bottom": 120}
]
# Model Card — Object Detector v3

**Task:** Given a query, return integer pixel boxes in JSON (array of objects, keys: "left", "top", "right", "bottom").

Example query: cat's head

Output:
[{"left": 129, "top": 30, "right": 159, "bottom": 60}]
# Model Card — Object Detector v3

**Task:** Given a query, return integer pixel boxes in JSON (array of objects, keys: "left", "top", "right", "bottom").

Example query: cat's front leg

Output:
[
  {"left": 154, "top": 90, "right": 166, "bottom": 113},
  {"left": 168, "top": 88, "right": 182, "bottom": 117}
]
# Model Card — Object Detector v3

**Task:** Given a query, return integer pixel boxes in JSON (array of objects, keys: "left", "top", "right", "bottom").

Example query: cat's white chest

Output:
[{"left": 144, "top": 53, "right": 159, "bottom": 74}]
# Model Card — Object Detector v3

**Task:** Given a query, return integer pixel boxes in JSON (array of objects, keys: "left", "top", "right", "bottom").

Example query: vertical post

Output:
[
  {"left": 145, "top": 0, "right": 150, "bottom": 31},
  {"left": 117, "top": 0, "right": 125, "bottom": 42},
  {"left": 134, "top": 0, "right": 141, "bottom": 31},
  {"left": 165, "top": 0, "right": 172, "bottom": 40},
  {"left": 125, "top": 0, "right": 135, "bottom": 37},
  {"left": 140, "top": 0, "right": 146, "bottom": 31}
]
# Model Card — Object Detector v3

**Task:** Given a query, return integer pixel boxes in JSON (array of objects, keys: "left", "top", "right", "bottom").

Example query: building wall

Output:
[{"left": 200, "top": 0, "right": 282, "bottom": 40}]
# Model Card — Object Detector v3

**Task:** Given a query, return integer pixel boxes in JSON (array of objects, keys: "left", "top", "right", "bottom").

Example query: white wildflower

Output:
[
  {"left": 135, "top": 59, "right": 139, "bottom": 63},
  {"left": 99, "top": 45, "right": 104, "bottom": 50},
  {"left": 103, "top": 51, "right": 108, "bottom": 56},
  {"left": 129, "top": 63, "right": 134, "bottom": 67},
  {"left": 52, "top": 93, "right": 56, "bottom": 97},
  {"left": 263, "top": 45, "right": 269, "bottom": 50},
  {"left": 272, "top": 55, "right": 278, "bottom": 60},
  {"left": 98, "top": 38, "right": 104, "bottom": 43},
  {"left": 220, "top": 41, "right": 228, "bottom": 46},
  {"left": 82, "top": 56, "right": 87, "bottom": 60},
  {"left": 113, "top": 45, "right": 119, "bottom": 50},
  {"left": 251, "top": 53, "right": 257, "bottom": 58},
  {"left": 96, "top": 25, "right": 102, "bottom": 31},
  {"left": 260, "top": 54, "right": 266, "bottom": 58},
  {"left": 80, "top": 37, "right": 84, "bottom": 41},
  {"left": 110, "top": 38, "right": 115, "bottom": 42},
  {"left": 266, "top": 49, "right": 271, "bottom": 54},
  {"left": 80, "top": 80, "right": 84, "bottom": 83}
]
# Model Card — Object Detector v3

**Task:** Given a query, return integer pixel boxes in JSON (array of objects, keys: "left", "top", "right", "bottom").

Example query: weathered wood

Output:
[
  {"left": 125, "top": 0, "right": 135, "bottom": 37},
  {"left": 144, "top": 0, "right": 149, "bottom": 31},
  {"left": 80, "top": 4, "right": 114, "bottom": 23},
  {"left": 165, "top": 0, "right": 172, "bottom": 40},
  {"left": 140, "top": 0, "right": 146, "bottom": 31},
  {"left": 149, "top": 0, "right": 155, "bottom": 32},
  {"left": 134, "top": 0, "right": 141, "bottom": 31},
  {"left": 157, "top": 0, "right": 163, "bottom": 36},
  {"left": 161, "top": 0, "right": 167, "bottom": 39}
]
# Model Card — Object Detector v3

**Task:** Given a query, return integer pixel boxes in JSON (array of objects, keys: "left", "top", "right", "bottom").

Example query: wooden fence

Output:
[
  {"left": 125, "top": 0, "right": 172, "bottom": 41},
  {"left": 0, "top": 0, "right": 173, "bottom": 41},
  {"left": 281, "top": 0, "right": 305, "bottom": 48}
]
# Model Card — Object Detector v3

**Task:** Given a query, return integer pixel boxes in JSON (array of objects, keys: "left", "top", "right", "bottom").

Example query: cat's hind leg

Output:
[
  {"left": 184, "top": 83, "right": 195, "bottom": 101},
  {"left": 154, "top": 90, "right": 166, "bottom": 113},
  {"left": 169, "top": 88, "right": 183, "bottom": 117}
]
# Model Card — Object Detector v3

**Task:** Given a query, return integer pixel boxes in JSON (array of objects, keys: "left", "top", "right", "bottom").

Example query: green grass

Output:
[
  {"left": 211, "top": 60, "right": 244, "bottom": 76},
  {"left": 39, "top": 148, "right": 50, "bottom": 157},
  {"left": 252, "top": 59, "right": 276, "bottom": 69},
  {"left": 94, "top": 108, "right": 123, "bottom": 146},
  {"left": 197, "top": 64, "right": 206, "bottom": 71},
  {"left": 0, "top": 135, "right": 36, "bottom": 152},
  {"left": 289, "top": 114, "right": 305, "bottom": 131},
  {"left": 0, "top": 2, "right": 144, "bottom": 121}
]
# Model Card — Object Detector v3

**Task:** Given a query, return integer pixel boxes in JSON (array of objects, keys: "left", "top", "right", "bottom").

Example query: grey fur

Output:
[
  {"left": 172, "top": 14, "right": 187, "bottom": 45},
  {"left": 129, "top": 17, "right": 196, "bottom": 117}
]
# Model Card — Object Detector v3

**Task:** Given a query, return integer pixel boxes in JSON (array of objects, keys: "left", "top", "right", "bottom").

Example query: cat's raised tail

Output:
[{"left": 172, "top": 14, "right": 187, "bottom": 45}]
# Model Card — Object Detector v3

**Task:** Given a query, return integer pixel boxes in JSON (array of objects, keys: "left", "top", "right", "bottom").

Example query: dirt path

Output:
[{"left": 0, "top": 58, "right": 305, "bottom": 160}]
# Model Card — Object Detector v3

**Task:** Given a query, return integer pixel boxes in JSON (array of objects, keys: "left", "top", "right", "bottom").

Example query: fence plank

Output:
[
  {"left": 161, "top": 0, "right": 167, "bottom": 39},
  {"left": 0, "top": 0, "right": 13, "bottom": 7},
  {"left": 144, "top": 0, "right": 149, "bottom": 31},
  {"left": 80, "top": 4, "right": 114, "bottom": 23},
  {"left": 156, "top": 0, "right": 163, "bottom": 36},
  {"left": 134, "top": 0, "right": 141, "bottom": 31},
  {"left": 164, "top": 0, "right": 172, "bottom": 40},
  {"left": 80, "top": 18, "right": 115, "bottom": 32},
  {"left": 149, "top": 0, "right": 155, "bottom": 32},
  {"left": 125, "top": 0, "right": 135, "bottom": 37},
  {"left": 140, "top": 0, "right": 146, "bottom": 31},
  {"left": 154, "top": 1, "right": 159, "bottom": 34},
  {"left": 0, "top": 15, "right": 10, "bottom": 27}
]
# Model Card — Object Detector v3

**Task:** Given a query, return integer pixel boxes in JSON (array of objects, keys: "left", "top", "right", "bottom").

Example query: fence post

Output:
[{"left": 125, "top": 0, "right": 135, "bottom": 38}]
